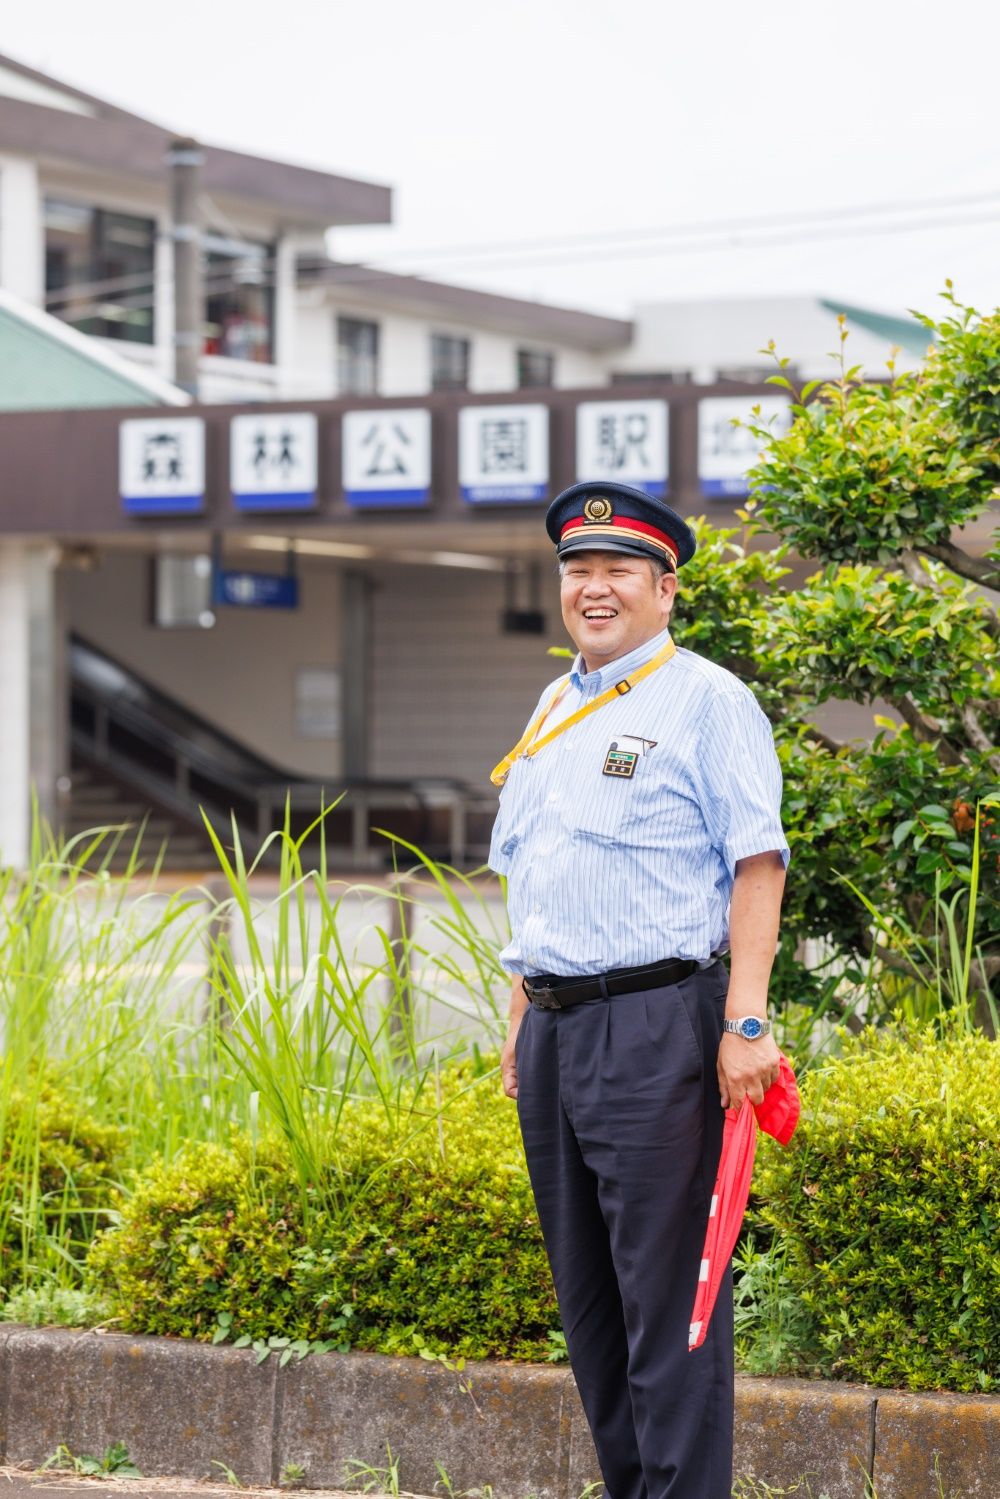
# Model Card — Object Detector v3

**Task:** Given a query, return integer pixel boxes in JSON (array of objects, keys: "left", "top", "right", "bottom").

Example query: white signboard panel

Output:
[
  {"left": 231, "top": 412, "right": 318, "bottom": 511},
  {"left": 343, "top": 408, "right": 431, "bottom": 507},
  {"left": 119, "top": 417, "right": 205, "bottom": 516},
  {"left": 698, "top": 395, "right": 791, "bottom": 498},
  {"left": 295, "top": 667, "right": 341, "bottom": 739},
  {"left": 459, "top": 403, "right": 549, "bottom": 504},
  {"left": 576, "top": 399, "right": 669, "bottom": 497}
]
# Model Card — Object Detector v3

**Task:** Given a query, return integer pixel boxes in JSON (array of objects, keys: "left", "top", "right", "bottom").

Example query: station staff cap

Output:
[{"left": 546, "top": 480, "right": 697, "bottom": 571}]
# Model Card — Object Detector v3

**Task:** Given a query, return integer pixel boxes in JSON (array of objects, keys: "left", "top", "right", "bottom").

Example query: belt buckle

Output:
[{"left": 528, "top": 984, "right": 561, "bottom": 1010}]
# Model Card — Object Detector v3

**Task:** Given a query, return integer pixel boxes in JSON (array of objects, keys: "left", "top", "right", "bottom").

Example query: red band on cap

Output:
[{"left": 560, "top": 514, "right": 679, "bottom": 564}]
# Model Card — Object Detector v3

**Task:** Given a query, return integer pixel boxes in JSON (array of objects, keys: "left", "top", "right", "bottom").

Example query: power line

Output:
[
  {"left": 43, "top": 199, "right": 1000, "bottom": 321},
  {"left": 333, "top": 186, "right": 1000, "bottom": 267}
]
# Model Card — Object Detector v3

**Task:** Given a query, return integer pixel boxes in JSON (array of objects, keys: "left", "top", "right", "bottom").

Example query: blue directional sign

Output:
[{"left": 212, "top": 570, "right": 299, "bottom": 610}]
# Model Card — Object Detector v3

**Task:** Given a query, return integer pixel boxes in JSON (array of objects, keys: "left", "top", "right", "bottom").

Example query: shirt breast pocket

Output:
[{"left": 571, "top": 751, "right": 646, "bottom": 845}]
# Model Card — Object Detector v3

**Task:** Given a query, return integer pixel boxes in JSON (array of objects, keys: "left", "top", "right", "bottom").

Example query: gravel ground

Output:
[{"left": 0, "top": 1468, "right": 417, "bottom": 1499}]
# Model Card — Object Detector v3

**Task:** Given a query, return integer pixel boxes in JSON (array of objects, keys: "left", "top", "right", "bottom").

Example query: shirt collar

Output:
[{"left": 569, "top": 626, "right": 673, "bottom": 694}]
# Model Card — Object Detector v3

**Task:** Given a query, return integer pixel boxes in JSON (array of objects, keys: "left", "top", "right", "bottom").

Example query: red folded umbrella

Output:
[{"left": 688, "top": 1054, "right": 801, "bottom": 1351}]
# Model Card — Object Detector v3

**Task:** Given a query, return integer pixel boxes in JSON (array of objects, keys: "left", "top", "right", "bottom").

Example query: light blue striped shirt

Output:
[{"left": 489, "top": 627, "right": 789, "bottom": 976}]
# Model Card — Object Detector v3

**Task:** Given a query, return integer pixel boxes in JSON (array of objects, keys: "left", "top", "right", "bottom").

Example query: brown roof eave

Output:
[
  {"left": 0, "top": 95, "right": 391, "bottom": 227},
  {"left": 298, "top": 258, "right": 633, "bottom": 351}
]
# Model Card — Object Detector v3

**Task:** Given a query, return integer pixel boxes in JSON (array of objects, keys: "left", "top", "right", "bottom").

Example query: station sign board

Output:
[
  {"left": 576, "top": 398, "right": 669, "bottom": 497},
  {"left": 698, "top": 395, "right": 791, "bottom": 498},
  {"left": 459, "top": 403, "right": 549, "bottom": 504},
  {"left": 119, "top": 417, "right": 205, "bottom": 516},
  {"left": 230, "top": 412, "right": 318, "bottom": 511},
  {"left": 342, "top": 408, "right": 431, "bottom": 507}
]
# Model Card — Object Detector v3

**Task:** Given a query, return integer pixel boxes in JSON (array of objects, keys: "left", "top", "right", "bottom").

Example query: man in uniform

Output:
[{"left": 490, "top": 479, "right": 788, "bottom": 1499}]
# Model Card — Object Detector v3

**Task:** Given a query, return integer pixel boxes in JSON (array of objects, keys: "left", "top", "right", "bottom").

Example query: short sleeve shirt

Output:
[{"left": 489, "top": 628, "right": 789, "bottom": 976}]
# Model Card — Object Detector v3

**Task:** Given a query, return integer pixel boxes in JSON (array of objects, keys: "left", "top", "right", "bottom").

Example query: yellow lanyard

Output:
[{"left": 490, "top": 636, "right": 676, "bottom": 787}]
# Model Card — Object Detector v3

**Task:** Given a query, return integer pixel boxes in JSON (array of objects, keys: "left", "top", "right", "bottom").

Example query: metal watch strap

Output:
[{"left": 723, "top": 1016, "right": 772, "bottom": 1040}]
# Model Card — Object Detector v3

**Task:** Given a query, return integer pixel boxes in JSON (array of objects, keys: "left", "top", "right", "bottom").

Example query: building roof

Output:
[
  {"left": 297, "top": 257, "right": 634, "bottom": 351},
  {"left": 0, "top": 53, "right": 391, "bottom": 229},
  {"left": 0, "top": 286, "right": 187, "bottom": 410},
  {"left": 818, "top": 298, "right": 932, "bottom": 359}
]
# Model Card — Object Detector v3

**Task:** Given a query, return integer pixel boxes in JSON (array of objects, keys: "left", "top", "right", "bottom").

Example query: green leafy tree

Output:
[{"left": 741, "top": 291, "right": 1000, "bottom": 1012}]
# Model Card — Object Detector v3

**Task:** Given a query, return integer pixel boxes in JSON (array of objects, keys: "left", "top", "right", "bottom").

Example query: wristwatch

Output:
[{"left": 723, "top": 1016, "right": 772, "bottom": 1041}]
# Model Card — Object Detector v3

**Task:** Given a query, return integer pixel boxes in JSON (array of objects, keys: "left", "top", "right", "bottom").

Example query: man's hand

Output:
[
  {"left": 501, "top": 977, "right": 529, "bottom": 1099},
  {"left": 501, "top": 1023, "right": 521, "bottom": 1099},
  {"left": 717, "top": 1031, "right": 780, "bottom": 1111}
]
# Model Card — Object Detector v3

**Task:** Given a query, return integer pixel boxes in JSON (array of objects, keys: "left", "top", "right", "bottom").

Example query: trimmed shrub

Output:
[
  {"left": 87, "top": 1064, "right": 559, "bottom": 1360},
  {"left": 755, "top": 1029, "right": 1000, "bottom": 1392},
  {"left": 0, "top": 1075, "right": 126, "bottom": 1288}
]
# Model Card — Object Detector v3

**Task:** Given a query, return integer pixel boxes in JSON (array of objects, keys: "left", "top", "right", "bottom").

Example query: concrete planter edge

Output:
[{"left": 0, "top": 1327, "right": 995, "bottom": 1499}]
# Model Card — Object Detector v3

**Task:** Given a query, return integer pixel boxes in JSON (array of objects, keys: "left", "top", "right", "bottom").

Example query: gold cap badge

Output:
[{"left": 583, "top": 495, "right": 613, "bottom": 523}]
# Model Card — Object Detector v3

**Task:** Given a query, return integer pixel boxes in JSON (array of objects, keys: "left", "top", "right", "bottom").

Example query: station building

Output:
[{"left": 0, "top": 50, "right": 956, "bottom": 870}]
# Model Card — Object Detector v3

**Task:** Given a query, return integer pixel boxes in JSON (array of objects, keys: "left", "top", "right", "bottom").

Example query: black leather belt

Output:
[{"left": 522, "top": 957, "right": 700, "bottom": 1010}]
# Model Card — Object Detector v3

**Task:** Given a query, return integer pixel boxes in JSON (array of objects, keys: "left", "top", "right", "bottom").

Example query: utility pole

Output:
[{"left": 166, "top": 137, "right": 204, "bottom": 397}]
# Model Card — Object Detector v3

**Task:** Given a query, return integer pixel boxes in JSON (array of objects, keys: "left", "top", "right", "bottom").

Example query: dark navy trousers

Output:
[{"left": 516, "top": 962, "right": 734, "bottom": 1499}]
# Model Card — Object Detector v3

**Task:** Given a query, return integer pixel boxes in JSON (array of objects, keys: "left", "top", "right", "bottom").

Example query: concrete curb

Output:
[{"left": 0, "top": 1328, "right": 997, "bottom": 1499}]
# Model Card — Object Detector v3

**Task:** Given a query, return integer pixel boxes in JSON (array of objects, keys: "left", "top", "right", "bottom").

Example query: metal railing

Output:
[{"left": 69, "top": 636, "right": 496, "bottom": 867}]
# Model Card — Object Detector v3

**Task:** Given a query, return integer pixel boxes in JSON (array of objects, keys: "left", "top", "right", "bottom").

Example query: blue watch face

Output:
[{"left": 741, "top": 1017, "right": 763, "bottom": 1039}]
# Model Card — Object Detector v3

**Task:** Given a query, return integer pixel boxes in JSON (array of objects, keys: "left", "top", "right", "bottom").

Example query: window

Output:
[
  {"left": 430, "top": 332, "right": 470, "bottom": 391},
  {"left": 203, "top": 234, "right": 274, "bottom": 364},
  {"left": 517, "top": 348, "right": 555, "bottom": 388},
  {"left": 337, "top": 316, "right": 379, "bottom": 394},
  {"left": 44, "top": 198, "right": 156, "bottom": 344}
]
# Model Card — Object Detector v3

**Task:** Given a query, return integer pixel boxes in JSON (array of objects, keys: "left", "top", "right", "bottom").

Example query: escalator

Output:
[{"left": 68, "top": 636, "right": 494, "bottom": 870}]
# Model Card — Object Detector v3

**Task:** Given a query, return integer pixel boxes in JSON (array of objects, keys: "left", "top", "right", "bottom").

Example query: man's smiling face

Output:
[{"left": 559, "top": 550, "right": 677, "bottom": 671}]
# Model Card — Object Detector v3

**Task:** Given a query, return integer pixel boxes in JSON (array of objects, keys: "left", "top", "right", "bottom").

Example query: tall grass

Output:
[
  {"left": 0, "top": 814, "right": 211, "bottom": 1281},
  {"left": 0, "top": 804, "right": 511, "bottom": 1285},
  {"left": 201, "top": 808, "right": 510, "bottom": 1219}
]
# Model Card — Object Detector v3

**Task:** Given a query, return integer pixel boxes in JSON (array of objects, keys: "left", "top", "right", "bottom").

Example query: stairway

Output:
[{"left": 62, "top": 759, "right": 218, "bottom": 872}]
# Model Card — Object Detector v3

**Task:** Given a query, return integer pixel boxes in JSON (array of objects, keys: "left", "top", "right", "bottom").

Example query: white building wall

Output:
[
  {"left": 67, "top": 552, "right": 346, "bottom": 778},
  {"left": 0, "top": 544, "right": 62, "bottom": 867},
  {"left": 554, "top": 346, "right": 613, "bottom": 388},
  {"left": 0, "top": 156, "right": 43, "bottom": 306},
  {"left": 469, "top": 331, "right": 517, "bottom": 392},
  {"left": 0, "top": 544, "right": 32, "bottom": 865},
  {"left": 377, "top": 311, "right": 433, "bottom": 396}
]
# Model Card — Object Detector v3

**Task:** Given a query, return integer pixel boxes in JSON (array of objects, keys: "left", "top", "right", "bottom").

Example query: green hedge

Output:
[
  {"left": 0, "top": 1076, "right": 126, "bottom": 1288},
  {"left": 87, "top": 1065, "right": 559, "bottom": 1360},
  {"left": 755, "top": 1029, "right": 1000, "bottom": 1392}
]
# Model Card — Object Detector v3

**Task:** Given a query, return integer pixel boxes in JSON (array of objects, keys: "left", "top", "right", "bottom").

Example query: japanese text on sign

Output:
[
  {"left": 576, "top": 399, "right": 669, "bottom": 497},
  {"left": 343, "top": 409, "right": 431, "bottom": 507},
  {"left": 459, "top": 404, "right": 549, "bottom": 503},
  {"left": 119, "top": 418, "right": 206, "bottom": 516},
  {"left": 698, "top": 395, "right": 791, "bottom": 498},
  {"left": 231, "top": 413, "right": 318, "bottom": 512}
]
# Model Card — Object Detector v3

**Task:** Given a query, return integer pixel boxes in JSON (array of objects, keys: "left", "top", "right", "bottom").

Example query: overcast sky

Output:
[{"left": 5, "top": 0, "right": 1000, "bottom": 321}]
